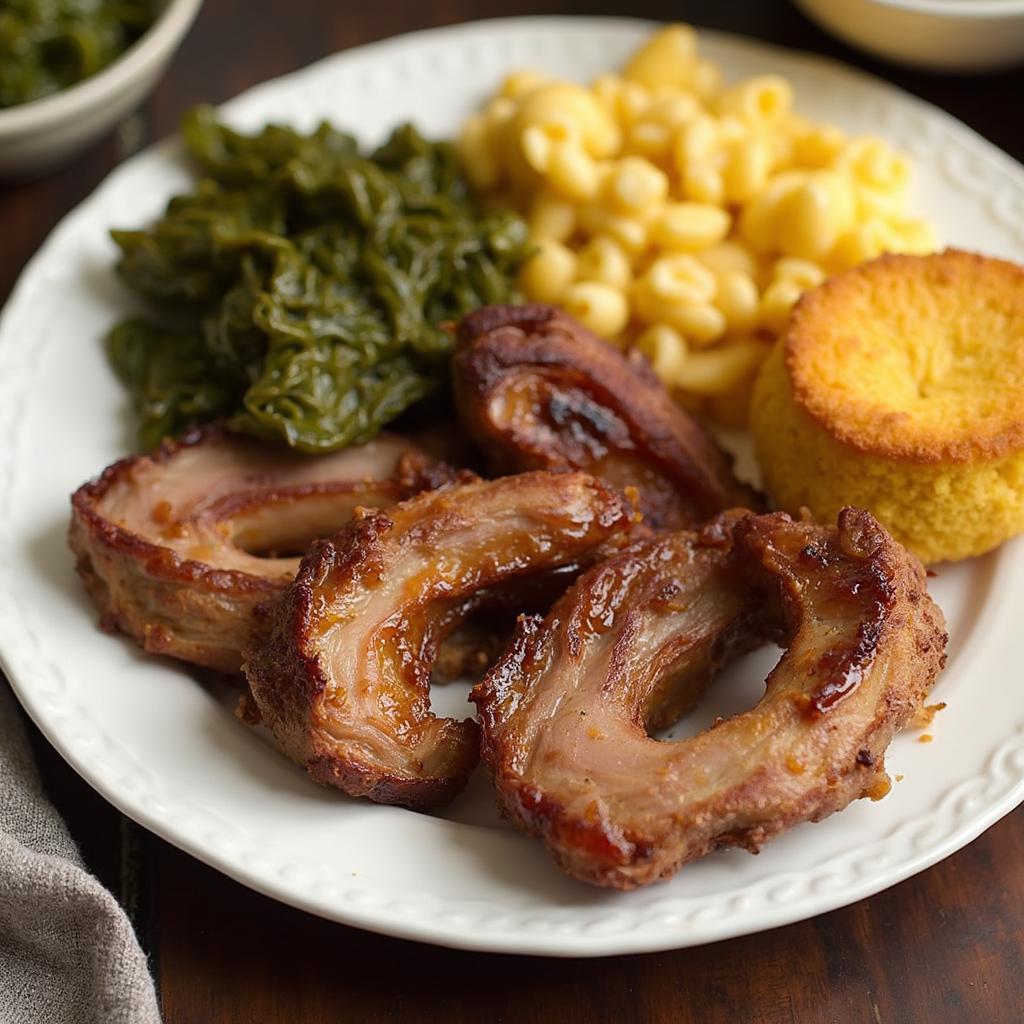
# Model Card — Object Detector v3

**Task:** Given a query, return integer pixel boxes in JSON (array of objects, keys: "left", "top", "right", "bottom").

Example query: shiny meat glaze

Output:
[
  {"left": 243, "top": 471, "right": 638, "bottom": 809},
  {"left": 69, "top": 426, "right": 441, "bottom": 673},
  {"left": 453, "top": 304, "right": 759, "bottom": 528},
  {"left": 473, "top": 508, "right": 947, "bottom": 889}
]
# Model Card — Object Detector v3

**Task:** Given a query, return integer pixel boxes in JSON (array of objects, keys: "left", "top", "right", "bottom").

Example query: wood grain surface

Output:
[{"left": 3, "top": 2, "right": 1024, "bottom": 1021}]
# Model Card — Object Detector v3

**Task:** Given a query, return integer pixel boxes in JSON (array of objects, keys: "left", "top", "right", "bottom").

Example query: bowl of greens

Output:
[{"left": 0, "top": 0, "right": 203, "bottom": 178}]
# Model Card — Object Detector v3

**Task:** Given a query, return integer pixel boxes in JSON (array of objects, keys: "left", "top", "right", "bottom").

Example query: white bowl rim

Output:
[
  {"left": 872, "top": 0, "right": 1024, "bottom": 19},
  {"left": 0, "top": 0, "right": 204, "bottom": 137}
]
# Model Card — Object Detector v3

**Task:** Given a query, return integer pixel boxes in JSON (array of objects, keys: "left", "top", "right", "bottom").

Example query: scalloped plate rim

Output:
[{"left": 2, "top": 16, "right": 1024, "bottom": 956}]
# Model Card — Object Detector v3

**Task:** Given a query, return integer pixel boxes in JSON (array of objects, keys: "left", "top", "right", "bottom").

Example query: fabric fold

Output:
[{"left": 0, "top": 683, "right": 161, "bottom": 1024}]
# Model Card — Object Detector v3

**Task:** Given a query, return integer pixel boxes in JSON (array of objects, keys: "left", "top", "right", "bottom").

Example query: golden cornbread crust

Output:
[
  {"left": 786, "top": 249, "right": 1024, "bottom": 465},
  {"left": 752, "top": 343, "right": 1024, "bottom": 564}
]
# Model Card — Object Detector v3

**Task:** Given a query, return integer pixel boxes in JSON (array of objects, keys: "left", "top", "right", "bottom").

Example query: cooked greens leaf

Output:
[
  {"left": 107, "top": 320, "right": 238, "bottom": 452},
  {"left": 108, "top": 105, "right": 529, "bottom": 452},
  {"left": 0, "top": 0, "right": 157, "bottom": 109}
]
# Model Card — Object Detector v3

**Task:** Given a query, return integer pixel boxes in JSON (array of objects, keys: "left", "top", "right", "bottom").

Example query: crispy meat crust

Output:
[
  {"left": 69, "top": 425, "right": 442, "bottom": 673},
  {"left": 452, "top": 304, "right": 759, "bottom": 528},
  {"left": 243, "top": 471, "right": 638, "bottom": 809},
  {"left": 431, "top": 566, "right": 584, "bottom": 683},
  {"left": 473, "top": 507, "right": 947, "bottom": 888}
]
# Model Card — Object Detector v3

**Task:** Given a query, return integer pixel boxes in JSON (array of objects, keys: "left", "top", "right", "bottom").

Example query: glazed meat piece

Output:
[
  {"left": 431, "top": 563, "right": 587, "bottom": 682},
  {"left": 473, "top": 508, "right": 947, "bottom": 889},
  {"left": 453, "top": 304, "right": 758, "bottom": 528},
  {"left": 243, "top": 471, "right": 637, "bottom": 809},
  {"left": 70, "top": 426, "right": 445, "bottom": 673}
]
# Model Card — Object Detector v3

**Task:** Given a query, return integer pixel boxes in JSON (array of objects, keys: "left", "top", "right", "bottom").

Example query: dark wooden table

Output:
[{"left": 4, "top": 2, "right": 1023, "bottom": 1021}]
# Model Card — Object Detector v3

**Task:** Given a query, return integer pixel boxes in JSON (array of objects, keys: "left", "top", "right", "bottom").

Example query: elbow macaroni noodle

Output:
[{"left": 457, "top": 23, "right": 937, "bottom": 420}]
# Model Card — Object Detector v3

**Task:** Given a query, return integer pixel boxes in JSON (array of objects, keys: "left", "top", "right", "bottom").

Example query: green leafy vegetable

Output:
[
  {"left": 0, "top": 0, "right": 156, "bottom": 108},
  {"left": 108, "top": 106, "right": 530, "bottom": 452}
]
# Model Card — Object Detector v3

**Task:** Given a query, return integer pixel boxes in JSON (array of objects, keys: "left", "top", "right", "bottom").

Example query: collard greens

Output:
[
  {"left": 0, "top": 0, "right": 155, "bottom": 108},
  {"left": 108, "top": 105, "right": 530, "bottom": 452}
]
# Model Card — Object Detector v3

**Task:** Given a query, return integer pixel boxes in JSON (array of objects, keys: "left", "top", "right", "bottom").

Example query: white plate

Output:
[{"left": 2, "top": 16, "right": 1023, "bottom": 957}]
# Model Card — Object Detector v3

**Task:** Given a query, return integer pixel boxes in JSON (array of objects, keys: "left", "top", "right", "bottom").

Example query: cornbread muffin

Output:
[{"left": 751, "top": 250, "right": 1024, "bottom": 563}]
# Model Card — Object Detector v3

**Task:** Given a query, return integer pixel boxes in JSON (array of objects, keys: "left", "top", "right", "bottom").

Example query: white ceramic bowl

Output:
[
  {"left": 795, "top": 0, "right": 1024, "bottom": 71},
  {"left": 0, "top": 0, "right": 203, "bottom": 178}
]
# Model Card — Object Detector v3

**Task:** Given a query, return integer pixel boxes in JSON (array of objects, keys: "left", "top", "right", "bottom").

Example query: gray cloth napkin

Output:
[{"left": 0, "top": 682, "right": 161, "bottom": 1024}]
